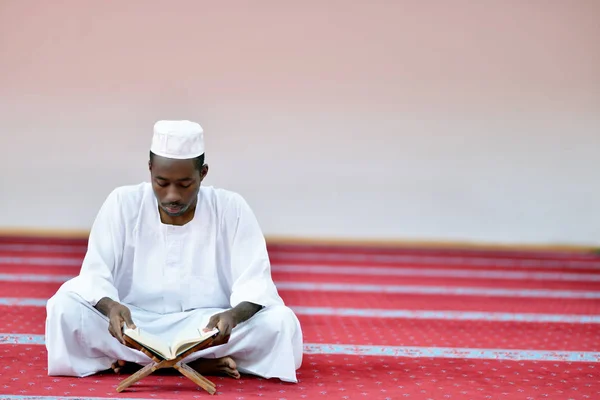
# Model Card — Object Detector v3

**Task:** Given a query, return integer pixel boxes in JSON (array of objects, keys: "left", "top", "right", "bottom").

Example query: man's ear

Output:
[
  {"left": 201, "top": 164, "right": 209, "bottom": 180},
  {"left": 148, "top": 160, "right": 152, "bottom": 171}
]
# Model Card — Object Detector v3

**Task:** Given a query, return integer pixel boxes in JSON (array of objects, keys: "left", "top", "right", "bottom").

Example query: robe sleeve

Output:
[
  {"left": 227, "top": 193, "right": 284, "bottom": 309},
  {"left": 63, "top": 189, "right": 125, "bottom": 306}
]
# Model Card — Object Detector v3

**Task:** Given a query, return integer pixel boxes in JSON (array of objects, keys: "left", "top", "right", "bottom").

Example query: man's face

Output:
[{"left": 149, "top": 155, "right": 208, "bottom": 217}]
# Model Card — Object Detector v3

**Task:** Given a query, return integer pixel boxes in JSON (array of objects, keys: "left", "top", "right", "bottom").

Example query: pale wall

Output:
[{"left": 0, "top": 1, "right": 599, "bottom": 245}]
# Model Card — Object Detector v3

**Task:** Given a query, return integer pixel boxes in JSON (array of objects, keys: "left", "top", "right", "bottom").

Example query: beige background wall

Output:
[{"left": 1, "top": 1, "right": 599, "bottom": 246}]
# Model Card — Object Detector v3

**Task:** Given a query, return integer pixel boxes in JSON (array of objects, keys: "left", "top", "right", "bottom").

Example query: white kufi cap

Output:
[{"left": 150, "top": 120, "right": 204, "bottom": 159}]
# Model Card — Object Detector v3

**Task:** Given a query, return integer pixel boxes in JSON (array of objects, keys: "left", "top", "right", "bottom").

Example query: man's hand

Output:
[
  {"left": 108, "top": 303, "right": 136, "bottom": 345},
  {"left": 204, "top": 310, "right": 236, "bottom": 346},
  {"left": 95, "top": 297, "right": 136, "bottom": 345},
  {"left": 203, "top": 302, "right": 263, "bottom": 346}
]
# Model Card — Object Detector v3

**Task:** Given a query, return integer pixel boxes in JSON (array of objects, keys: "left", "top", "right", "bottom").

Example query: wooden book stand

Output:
[{"left": 116, "top": 335, "right": 217, "bottom": 395}]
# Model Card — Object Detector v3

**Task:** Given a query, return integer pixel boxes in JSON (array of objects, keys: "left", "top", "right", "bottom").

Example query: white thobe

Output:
[{"left": 45, "top": 183, "right": 303, "bottom": 382}]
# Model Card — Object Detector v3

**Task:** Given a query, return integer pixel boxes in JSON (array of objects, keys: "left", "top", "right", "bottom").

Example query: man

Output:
[{"left": 45, "top": 120, "right": 303, "bottom": 383}]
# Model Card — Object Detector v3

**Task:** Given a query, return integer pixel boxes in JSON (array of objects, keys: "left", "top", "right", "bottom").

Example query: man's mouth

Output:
[{"left": 164, "top": 204, "right": 184, "bottom": 213}]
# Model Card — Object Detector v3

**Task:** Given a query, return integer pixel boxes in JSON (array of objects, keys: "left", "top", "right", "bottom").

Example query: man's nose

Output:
[{"left": 164, "top": 186, "right": 182, "bottom": 203}]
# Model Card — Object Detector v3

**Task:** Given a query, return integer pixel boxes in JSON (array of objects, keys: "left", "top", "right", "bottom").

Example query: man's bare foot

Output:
[
  {"left": 189, "top": 356, "right": 241, "bottom": 379},
  {"left": 111, "top": 360, "right": 127, "bottom": 374},
  {"left": 110, "top": 360, "right": 139, "bottom": 374}
]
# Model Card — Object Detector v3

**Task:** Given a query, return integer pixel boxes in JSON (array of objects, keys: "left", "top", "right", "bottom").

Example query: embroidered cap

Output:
[{"left": 150, "top": 120, "right": 204, "bottom": 159}]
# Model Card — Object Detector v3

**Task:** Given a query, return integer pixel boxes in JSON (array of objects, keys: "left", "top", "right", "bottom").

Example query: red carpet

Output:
[{"left": 0, "top": 237, "right": 599, "bottom": 399}]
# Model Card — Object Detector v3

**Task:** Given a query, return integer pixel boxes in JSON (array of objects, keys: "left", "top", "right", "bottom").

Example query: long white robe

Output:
[{"left": 45, "top": 183, "right": 303, "bottom": 382}]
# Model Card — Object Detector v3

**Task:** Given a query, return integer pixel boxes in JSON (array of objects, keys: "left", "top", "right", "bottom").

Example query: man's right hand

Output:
[
  {"left": 95, "top": 297, "right": 136, "bottom": 345},
  {"left": 108, "top": 303, "right": 136, "bottom": 345}
]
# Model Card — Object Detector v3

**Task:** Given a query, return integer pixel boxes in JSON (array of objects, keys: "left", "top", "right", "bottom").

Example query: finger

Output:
[
  {"left": 211, "top": 325, "right": 224, "bottom": 344},
  {"left": 214, "top": 321, "right": 231, "bottom": 344},
  {"left": 204, "top": 315, "right": 219, "bottom": 331},
  {"left": 218, "top": 320, "right": 232, "bottom": 337},
  {"left": 121, "top": 309, "right": 136, "bottom": 329},
  {"left": 111, "top": 317, "right": 125, "bottom": 344},
  {"left": 108, "top": 319, "right": 118, "bottom": 338}
]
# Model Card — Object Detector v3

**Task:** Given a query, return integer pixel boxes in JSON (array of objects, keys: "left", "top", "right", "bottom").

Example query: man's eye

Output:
[
  {"left": 156, "top": 181, "right": 168, "bottom": 187},
  {"left": 181, "top": 183, "right": 192, "bottom": 188}
]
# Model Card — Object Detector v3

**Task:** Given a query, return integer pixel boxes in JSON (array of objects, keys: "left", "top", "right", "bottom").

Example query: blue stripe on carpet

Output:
[
  {"left": 270, "top": 252, "right": 600, "bottom": 269},
  {"left": 0, "top": 244, "right": 86, "bottom": 253},
  {"left": 2, "top": 297, "right": 599, "bottom": 323},
  {"left": 274, "top": 282, "right": 600, "bottom": 299},
  {"left": 0, "top": 273, "right": 74, "bottom": 283},
  {"left": 4, "top": 255, "right": 600, "bottom": 281},
  {"left": 4, "top": 249, "right": 600, "bottom": 269},
  {"left": 1, "top": 274, "right": 600, "bottom": 298},
  {"left": 0, "top": 256, "right": 82, "bottom": 266},
  {"left": 271, "top": 264, "right": 600, "bottom": 281},
  {"left": 303, "top": 344, "right": 600, "bottom": 362},
  {"left": 0, "top": 297, "right": 48, "bottom": 306},
  {"left": 290, "top": 306, "right": 600, "bottom": 323},
  {"left": 2, "top": 334, "right": 599, "bottom": 362}
]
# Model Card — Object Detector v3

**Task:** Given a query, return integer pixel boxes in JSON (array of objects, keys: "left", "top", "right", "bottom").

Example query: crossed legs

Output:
[{"left": 45, "top": 290, "right": 303, "bottom": 382}]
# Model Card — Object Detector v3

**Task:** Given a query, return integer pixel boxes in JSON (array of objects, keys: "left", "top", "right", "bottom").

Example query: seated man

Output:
[{"left": 45, "top": 120, "right": 303, "bottom": 382}]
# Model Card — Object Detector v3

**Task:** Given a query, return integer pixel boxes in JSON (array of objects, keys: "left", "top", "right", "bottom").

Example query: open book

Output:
[{"left": 123, "top": 326, "right": 219, "bottom": 360}]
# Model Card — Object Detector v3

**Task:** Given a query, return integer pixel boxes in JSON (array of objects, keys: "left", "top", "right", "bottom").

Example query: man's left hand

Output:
[{"left": 204, "top": 310, "right": 236, "bottom": 346}]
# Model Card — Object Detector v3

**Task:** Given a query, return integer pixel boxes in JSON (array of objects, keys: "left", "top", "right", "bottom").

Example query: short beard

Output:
[{"left": 161, "top": 204, "right": 189, "bottom": 217}]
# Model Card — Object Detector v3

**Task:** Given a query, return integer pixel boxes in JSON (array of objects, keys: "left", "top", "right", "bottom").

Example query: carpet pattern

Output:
[{"left": 0, "top": 237, "right": 599, "bottom": 399}]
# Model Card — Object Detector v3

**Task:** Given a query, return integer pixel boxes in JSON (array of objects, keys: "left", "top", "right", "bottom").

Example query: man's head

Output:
[{"left": 148, "top": 120, "right": 209, "bottom": 220}]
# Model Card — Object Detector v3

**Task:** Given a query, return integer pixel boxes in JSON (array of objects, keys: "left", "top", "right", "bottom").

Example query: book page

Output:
[
  {"left": 123, "top": 326, "right": 219, "bottom": 360},
  {"left": 172, "top": 327, "right": 219, "bottom": 357},
  {"left": 124, "top": 327, "right": 174, "bottom": 359}
]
